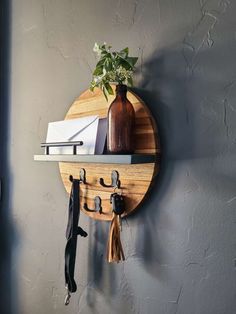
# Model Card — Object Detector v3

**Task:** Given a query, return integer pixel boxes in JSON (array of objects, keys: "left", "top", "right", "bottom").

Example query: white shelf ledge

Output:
[{"left": 34, "top": 154, "right": 158, "bottom": 164}]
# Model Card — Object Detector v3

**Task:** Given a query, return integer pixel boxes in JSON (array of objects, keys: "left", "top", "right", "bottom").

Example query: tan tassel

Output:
[{"left": 107, "top": 213, "right": 125, "bottom": 263}]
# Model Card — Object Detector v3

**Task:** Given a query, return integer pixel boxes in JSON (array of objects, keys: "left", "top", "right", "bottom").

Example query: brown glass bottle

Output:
[{"left": 107, "top": 84, "right": 135, "bottom": 154}]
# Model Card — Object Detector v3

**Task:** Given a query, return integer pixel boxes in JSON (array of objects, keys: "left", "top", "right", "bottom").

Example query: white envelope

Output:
[{"left": 46, "top": 115, "right": 107, "bottom": 155}]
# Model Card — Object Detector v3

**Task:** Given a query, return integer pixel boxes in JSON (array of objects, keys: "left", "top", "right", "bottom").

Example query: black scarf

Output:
[{"left": 64, "top": 178, "right": 87, "bottom": 305}]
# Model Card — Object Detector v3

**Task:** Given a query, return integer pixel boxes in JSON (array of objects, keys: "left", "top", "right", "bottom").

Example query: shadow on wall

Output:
[
  {"left": 131, "top": 43, "right": 236, "bottom": 276},
  {"left": 0, "top": 1, "right": 17, "bottom": 314},
  {"left": 131, "top": 47, "right": 194, "bottom": 278},
  {"left": 85, "top": 219, "right": 136, "bottom": 311}
]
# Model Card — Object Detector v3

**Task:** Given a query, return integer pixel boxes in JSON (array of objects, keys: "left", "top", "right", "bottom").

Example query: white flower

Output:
[
  {"left": 93, "top": 42, "right": 99, "bottom": 52},
  {"left": 93, "top": 42, "right": 102, "bottom": 57}
]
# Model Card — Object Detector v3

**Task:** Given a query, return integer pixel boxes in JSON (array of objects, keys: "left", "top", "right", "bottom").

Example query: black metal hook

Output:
[
  {"left": 69, "top": 175, "right": 73, "bottom": 182},
  {"left": 99, "top": 170, "right": 121, "bottom": 188},
  {"left": 84, "top": 196, "right": 102, "bottom": 214},
  {"left": 69, "top": 168, "right": 86, "bottom": 184},
  {"left": 79, "top": 168, "right": 86, "bottom": 184}
]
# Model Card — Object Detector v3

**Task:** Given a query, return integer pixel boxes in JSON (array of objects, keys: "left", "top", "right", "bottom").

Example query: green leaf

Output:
[
  {"left": 101, "top": 43, "right": 107, "bottom": 50},
  {"left": 96, "top": 58, "right": 106, "bottom": 68},
  {"left": 105, "top": 83, "right": 114, "bottom": 95},
  {"left": 104, "top": 58, "right": 112, "bottom": 71},
  {"left": 111, "top": 52, "right": 117, "bottom": 59},
  {"left": 122, "top": 47, "right": 129, "bottom": 54},
  {"left": 93, "top": 66, "right": 103, "bottom": 76},
  {"left": 119, "top": 47, "right": 129, "bottom": 58},
  {"left": 117, "top": 58, "right": 132, "bottom": 70},
  {"left": 126, "top": 57, "right": 138, "bottom": 67},
  {"left": 102, "top": 86, "right": 109, "bottom": 101}
]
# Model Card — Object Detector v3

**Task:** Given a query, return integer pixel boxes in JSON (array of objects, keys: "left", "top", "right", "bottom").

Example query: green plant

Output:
[{"left": 90, "top": 43, "right": 138, "bottom": 100}]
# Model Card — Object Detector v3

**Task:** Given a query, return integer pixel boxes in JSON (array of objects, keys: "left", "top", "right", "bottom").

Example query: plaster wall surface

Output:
[{"left": 10, "top": 0, "right": 236, "bottom": 313}]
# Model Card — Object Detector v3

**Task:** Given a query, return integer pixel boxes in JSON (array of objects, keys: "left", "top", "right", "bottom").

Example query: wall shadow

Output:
[
  {"left": 128, "top": 46, "right": 199, "bottom": 277},
  {"left": 86, "top": 219, "right": 118, "bottom": 309},
  {"left": 0, "top": 1, "right": 16, "bottom": 314},
  {"left": 128, "top": 41, "right": 236, "bottom": 278}
]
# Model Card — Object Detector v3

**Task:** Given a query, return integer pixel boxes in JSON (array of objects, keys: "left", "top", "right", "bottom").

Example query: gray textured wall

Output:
[{"left": 10, "top": 0, "right": 236, "bottom": 313}]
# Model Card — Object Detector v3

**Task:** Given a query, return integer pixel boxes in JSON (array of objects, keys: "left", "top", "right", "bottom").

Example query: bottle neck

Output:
[{"left": 115, "top": 84, "right": 127, "bottom": 99}]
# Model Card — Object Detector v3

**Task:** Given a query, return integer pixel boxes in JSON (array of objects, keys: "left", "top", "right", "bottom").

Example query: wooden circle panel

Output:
[{"left": 59, "top": 86, "right": 160, "bottom": 221}]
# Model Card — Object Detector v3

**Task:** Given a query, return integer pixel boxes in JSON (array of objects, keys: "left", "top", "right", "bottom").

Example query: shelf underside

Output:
[{"left": 34, "top": 154, "right": 157, "bottom": 164}]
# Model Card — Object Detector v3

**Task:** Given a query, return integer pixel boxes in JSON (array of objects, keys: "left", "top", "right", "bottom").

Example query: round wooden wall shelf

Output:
[{"left": 59, "top": 86, "right": 160, "bottom": 221}]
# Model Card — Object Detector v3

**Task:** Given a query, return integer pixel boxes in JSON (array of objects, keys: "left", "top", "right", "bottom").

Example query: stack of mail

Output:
[{"left": 46, "top": 115, "right": 107, "bottom": 155}]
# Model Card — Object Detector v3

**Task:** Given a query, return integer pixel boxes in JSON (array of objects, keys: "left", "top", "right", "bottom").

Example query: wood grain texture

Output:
[{"left": 59, "top": 86, "right": 160, "bottom": 221}]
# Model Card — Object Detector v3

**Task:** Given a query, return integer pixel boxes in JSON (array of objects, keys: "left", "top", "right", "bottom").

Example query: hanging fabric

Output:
[
  {"left": 107, "top": 192, "right": 125, "bottom": 263},
  {"left": 64, "top": 177, "right": 87, "bottom": 305}
]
